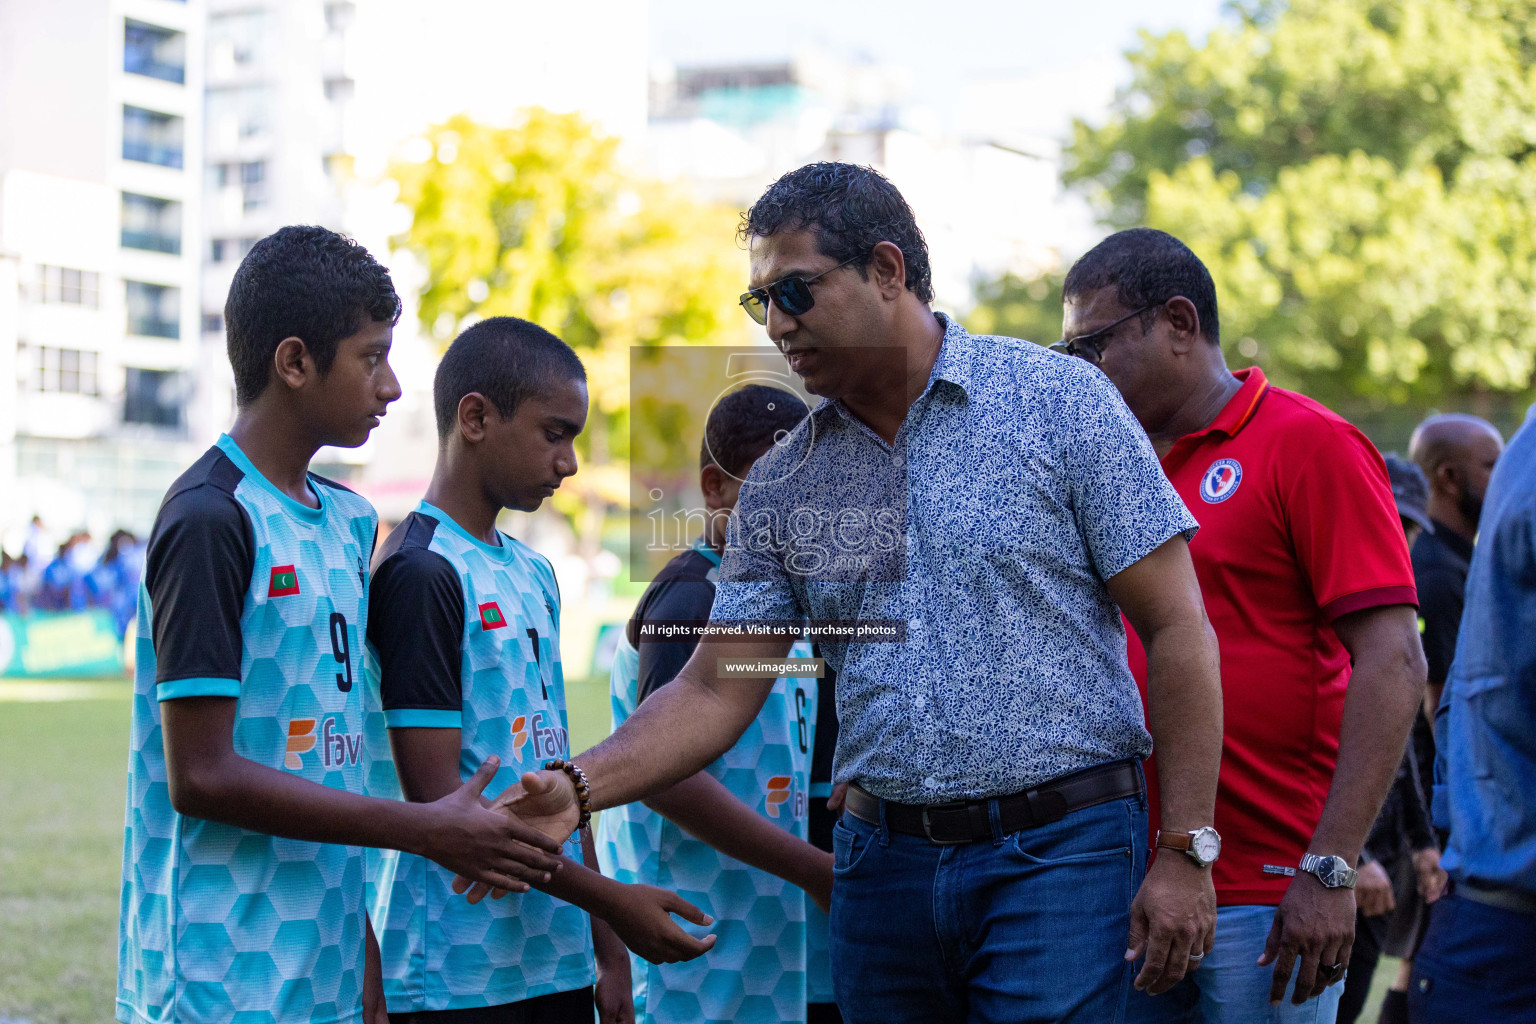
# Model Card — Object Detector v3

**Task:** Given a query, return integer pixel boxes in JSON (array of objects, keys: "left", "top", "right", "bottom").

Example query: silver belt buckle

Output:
[{"left": 920, "top": 803, "right": 972, "bottom": 845}]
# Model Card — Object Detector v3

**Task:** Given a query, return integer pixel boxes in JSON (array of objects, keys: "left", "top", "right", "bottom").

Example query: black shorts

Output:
[{"left": 390, "top": 987, "right": 593, "bottom": 1024}]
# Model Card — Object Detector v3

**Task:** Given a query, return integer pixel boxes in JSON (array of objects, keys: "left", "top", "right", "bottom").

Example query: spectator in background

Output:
[
  {"left": 38, "top": 540, "right": 85, "bottom": 611},
  {"left": 1409, "top": 415, "right": 1503, "bottom": 722},
  {"left": 21, "top": 515, "right": 48, "bottom": 583},
  {"left": 1409, "top": 418, "right": 1536, "bottom": 1022},
  {"left": 86, "top": 530, "right": 143, "bottom": 634},
  {"left": 1337, "top": 455, "right": 1446, "bottom": 1024},
  {"left": 0, "top": 552, "right": 20, "bottom": 614}
]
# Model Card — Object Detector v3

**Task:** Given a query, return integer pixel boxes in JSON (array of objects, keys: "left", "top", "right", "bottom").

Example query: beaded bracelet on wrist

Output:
[{"left": 545, "top": 758, "right": 592, "bottom": 832}]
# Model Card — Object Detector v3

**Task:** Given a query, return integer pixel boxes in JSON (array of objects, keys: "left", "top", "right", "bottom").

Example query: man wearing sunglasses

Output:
[
  {"left": 1058, "top": 229, "right": 1426, "bottom": 1024},
  {"left": 493, "top": 163, "right": 1225, "bottom": 1024}
]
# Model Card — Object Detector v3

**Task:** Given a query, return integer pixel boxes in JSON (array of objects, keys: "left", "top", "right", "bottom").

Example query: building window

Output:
[
  {"left": 122, "top": 106, "right": 183, "bottom": 168},
  {"left": 209, "top": 237, "right": 257, "bottom": 263},
  {"left": 126, "top": 281, "right": 180, "bottom": 339},
  {"left": 324, "top": 76, "right": 355, "bottom": 103},
  {"left": 124, "top": 20, "right": 185, "bottom": 84},
  {"left": 31, "top": 347, "right": 101, "bottom": 396},
  {"left": 202, "top": 312, "right": 224, "bottom": 334},
  {"left": 325, "top": 2, "right": 356, "bottom": 34},
  {"left": 124, "top": 368, "right": 184, "bottom": 427},
  {"left": 37, "top": 266, "right": 101, "bottom": 307},
  {"left": 121, "top": 193, "right": 182, "bottom": 254},
  {"left": 207, "top": 85, "right": 268, "bottom": 142}
]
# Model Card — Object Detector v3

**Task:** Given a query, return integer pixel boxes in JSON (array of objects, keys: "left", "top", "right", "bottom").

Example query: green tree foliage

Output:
[
  {"left": 974, "top": 0, "right": 1536, "bottom": 424},
  {"left": 966, "top": 272, "right": 1065, "bottom": 346},
  {"left": 389, "top": 110, "right": 752, "bottom": 535}
]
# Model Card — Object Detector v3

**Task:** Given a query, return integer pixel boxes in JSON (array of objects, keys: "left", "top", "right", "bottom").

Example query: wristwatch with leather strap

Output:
[{"left": 1155, "top": 826, "right": 1222, "bottom": 867}]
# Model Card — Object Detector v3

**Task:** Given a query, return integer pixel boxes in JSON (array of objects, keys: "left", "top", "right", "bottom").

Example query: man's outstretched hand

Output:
[
  {"left": 418, "top": 757, "right": 566, "bottom": 893},
  {"left": 453, "top": 769, "right": 581, "bottom": 902}
]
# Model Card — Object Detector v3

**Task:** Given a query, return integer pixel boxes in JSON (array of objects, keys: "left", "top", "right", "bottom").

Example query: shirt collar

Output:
[
  {"left": 1193, "top": 366, "right": 1271, "bottom": 441},
  {"left": 810, "top": 312, "right": 974, "bottom": 423}
]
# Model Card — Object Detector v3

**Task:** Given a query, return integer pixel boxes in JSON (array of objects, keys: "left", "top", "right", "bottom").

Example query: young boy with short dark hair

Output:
[
  {"left": 364, "top": 316, "right": 715, "bottom": 1024},
  {"left": 117, "top": 227, "right": 566, "bottom": 1024},
  {"left": 597, "top": 384, "right": 833, "bottom": 1024}
]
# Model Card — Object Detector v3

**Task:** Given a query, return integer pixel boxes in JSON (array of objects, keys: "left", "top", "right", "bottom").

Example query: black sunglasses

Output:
[
  {"left": 739, "top": 255, "right": 863, "bottom": 326},
  {"left": 1049, "top": 304, "right": 1159, "bottom": 365}
]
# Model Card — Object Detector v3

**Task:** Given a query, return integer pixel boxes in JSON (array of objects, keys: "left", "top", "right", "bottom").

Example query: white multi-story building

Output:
[
  {"left": 0, "top": 0, "right": 205, "bottom": 538},
  {"left": 192, "top": 0, "right": 359, "bottom": 453}
]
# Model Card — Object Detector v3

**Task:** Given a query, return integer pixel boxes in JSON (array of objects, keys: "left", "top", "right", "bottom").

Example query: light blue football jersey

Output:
[
  {"left": 363, "top": 502, "right": 594, "bottom": 1011},
  {"left": 596, "top": 540, "right": 817, "bottom": 1024},
  {"left": 119, "top": 434, "right": 378, "bottom": 1024}
]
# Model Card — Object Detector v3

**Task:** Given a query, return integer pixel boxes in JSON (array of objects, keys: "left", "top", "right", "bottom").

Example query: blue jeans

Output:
[
  {"left": 1124, "top": 905, "right": 1343, "bottom": 1024},
  {"left": 1408, "top": 891, "right": 1536, "bottom": 1023},
  {"left": 828, "top": 791, "right": 1148, "bottom": 1024}
]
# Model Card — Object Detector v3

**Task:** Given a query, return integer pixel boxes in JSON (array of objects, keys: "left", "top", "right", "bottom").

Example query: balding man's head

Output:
[{"left": 1409, "top": 413, "right": 1504, "bottom": 532}]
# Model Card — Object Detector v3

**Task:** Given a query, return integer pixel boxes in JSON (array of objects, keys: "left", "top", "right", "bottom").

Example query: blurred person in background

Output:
[
  {"left": 1409, "top": 418, "right": 1536, "bottom": 1022},
  {"left": 21, "top": 515, "right": 49, "bottom": 587},
  {"left": 1336, "top": 455, "right": 1446, "bottom": 1024},
  {"left": 1059, "top": 228, "right": 1427, "bottom": 1024},
  {"left": 1407, "top": 414, "right": 1503, "bottom": 751},
  {"left": 0, "top": 552, "right": 21, "bottom": 613},
  {"left": 38, "top": 539, "right": 87, "bottom": 611}
]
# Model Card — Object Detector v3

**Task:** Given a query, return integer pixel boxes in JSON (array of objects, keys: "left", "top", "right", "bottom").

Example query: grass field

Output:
[
  {"left": 0, "top": 676, "right": 1397, "bottom": 1024},
  {"left": 0, "top": 674, "right": 615, "bottom": 1024}
]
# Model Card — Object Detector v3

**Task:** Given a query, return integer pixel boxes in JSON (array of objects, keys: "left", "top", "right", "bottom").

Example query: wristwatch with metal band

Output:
[
  {"left": 1155, "top": 826, "right": 1222, "bottom": 867},
  {"left": 1299, "top": 853, "right": 1358, "bottom": 889}
]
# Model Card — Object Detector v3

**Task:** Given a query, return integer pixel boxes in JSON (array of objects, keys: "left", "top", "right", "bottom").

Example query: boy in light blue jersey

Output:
[
  {"left": 364, "top": 317, "right": 714, "bottom": 1024},
  {"left": 118, "top": 228, "right": 567, "bottom": 1024},
  {"left": 597, "top": 385, "right": 834, "bottom": 1024}
]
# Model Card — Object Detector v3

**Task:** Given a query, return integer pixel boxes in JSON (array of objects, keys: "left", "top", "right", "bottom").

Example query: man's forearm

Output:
[
  {"left": 1143, "top": 618, "right": 1223, "bottom": 831},
  {"left": 1311, "top": 613, "right": 1425, "bottom": 857},
  {"left": 644, "top": 771, "right": 831, "bottom": 893},
  {"left": 579, "top": 637, "right": 787, "bottom": 811}
]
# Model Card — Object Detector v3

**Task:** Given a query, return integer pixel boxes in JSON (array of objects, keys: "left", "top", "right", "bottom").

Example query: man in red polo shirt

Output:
[{"left": 1056, "top": 229, "right": 1427, "bottom": 1024}]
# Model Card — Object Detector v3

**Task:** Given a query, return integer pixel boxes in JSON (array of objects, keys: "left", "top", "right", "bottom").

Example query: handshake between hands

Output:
[{"left": 436, "top": 762, "right": 718, "bottom": 965}]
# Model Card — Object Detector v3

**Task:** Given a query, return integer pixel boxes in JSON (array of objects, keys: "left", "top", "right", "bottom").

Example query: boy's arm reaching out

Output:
[
  {"left": 160, "top": 696, "right": 564, "bottom": 892},
  {"left": 388, "top": 727, "right": 715, "bottom": 964}
]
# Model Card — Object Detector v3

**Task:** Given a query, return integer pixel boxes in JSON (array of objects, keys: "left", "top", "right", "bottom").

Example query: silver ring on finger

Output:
[{"left": 1187, "top": 951, "right": 1206, "bottom": 962}]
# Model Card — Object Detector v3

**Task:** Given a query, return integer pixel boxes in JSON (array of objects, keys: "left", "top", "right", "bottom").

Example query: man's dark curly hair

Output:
[
  {"left": 739, "top": 162, "right": 934, "bottom": 304},
  {"left": 1063, "top": 228, "right": 1220, "bottom": 346},
  {"left": 225, "top": 225, "right": 402, "bottom": 405}
]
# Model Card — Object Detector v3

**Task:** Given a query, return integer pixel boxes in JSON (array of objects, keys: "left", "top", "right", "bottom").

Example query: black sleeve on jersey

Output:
[
  {"left": 368, "top": 544, "right": 465, "bottom": 713},
  {"left": 146, "top": 482, "right": 256, "bottom": 688},
  {"left": 636, "top": 576, "right": 717, "bottom": 704},
  {"left": 1415, "top": 567, "right": 1464, "bottom": 686}
]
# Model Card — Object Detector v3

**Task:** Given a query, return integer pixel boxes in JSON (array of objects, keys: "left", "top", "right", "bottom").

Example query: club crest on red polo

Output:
[
  {"left": 478, "top": 601, "right": 507, "bottom": 630},
  {"left": 1200, "top": 458, "right": 1243, "bottom": 503},
  {"left": 268, "top": 564, "right": 300, "bottom": 597}
]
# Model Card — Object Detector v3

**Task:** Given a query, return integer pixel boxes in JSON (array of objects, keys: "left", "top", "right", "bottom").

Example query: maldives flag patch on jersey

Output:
[
  {"left": 479, "top": 601, "right": 507, "bottom": 630},
  {"left": 269, "top": 565, "right": 300, "bottom": 597}
]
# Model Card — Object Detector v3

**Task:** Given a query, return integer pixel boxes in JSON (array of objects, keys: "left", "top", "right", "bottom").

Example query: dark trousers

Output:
[
  {"left": 1408, "top": 892, "right": 1536, "bottom": 1023},
  {"left": 391, "top": 987, "right": 593, "bottom": 1024},
  {"left": 1337, "top": 909, "right": 1388, "bottom": 1024}
]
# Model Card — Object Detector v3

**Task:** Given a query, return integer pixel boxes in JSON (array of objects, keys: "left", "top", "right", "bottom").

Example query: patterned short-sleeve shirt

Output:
[{"left": 710, "top": 313, "right": 1198, "bottom": 803}]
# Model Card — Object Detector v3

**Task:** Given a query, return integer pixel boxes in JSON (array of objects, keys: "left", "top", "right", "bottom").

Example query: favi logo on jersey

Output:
[
  {"left": 284, "top": 716, "right": 362, "bottom": 770},
  {"left": 510, "top": 710, "right": 568, "bottom": 761},
  {"left": 1200, "top": 459, "right": 1243, "bottom": 503},
  {"left": 765, "top": 775, "right": 807, "bottom": 819}
]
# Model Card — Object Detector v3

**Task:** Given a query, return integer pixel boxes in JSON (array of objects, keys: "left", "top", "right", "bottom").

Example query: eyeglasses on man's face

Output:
[
  {"left": 739, "top": 254, "right": 863, "bottom": 326},
  {"left": 1050, "top": 304, "right": 1160, "bottom": 366}
]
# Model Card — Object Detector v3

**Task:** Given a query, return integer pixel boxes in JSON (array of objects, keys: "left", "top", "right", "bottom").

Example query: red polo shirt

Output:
[{"left": 1127, "top": 367, "right": 1417, "bottom": 905}]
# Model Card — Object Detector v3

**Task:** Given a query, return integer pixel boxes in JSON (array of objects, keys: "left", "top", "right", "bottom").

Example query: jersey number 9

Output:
[{"left": 330, "top": 612, "right": 352, "bottom": 692}]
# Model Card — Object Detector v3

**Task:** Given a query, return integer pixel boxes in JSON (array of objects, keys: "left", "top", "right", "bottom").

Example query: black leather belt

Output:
[{"left": 843, "top": 760, "right": 1143, "bottom": 845}]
